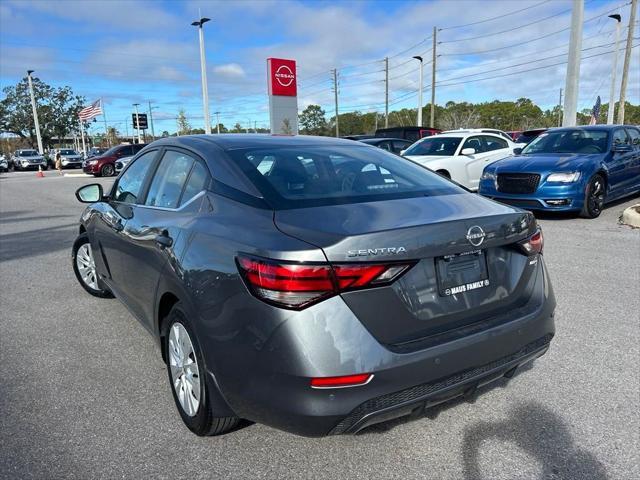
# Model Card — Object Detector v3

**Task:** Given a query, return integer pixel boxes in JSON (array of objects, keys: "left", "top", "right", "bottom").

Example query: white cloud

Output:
[{"left": 213, "top": 63, "right": 246, "bottom": 78}]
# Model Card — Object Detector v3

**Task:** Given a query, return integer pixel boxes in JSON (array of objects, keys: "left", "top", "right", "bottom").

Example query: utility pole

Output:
[
  {"left": 133, "top": 103, "right": 142, "bottom": 144},
  {"left": 431, "top": 26, "right": 437, "bottom": 128},
  {"left": 26, "top": 70, "right": 44, "bottom": 154},
  {"left": 413, "top": 56, "right": 424, "bottom": 126},
  {"left": 558, "top": 88, "right": 563, "bottom": 127},
  {"left": 607, "top": 14, "right": 622, "bottom": 124},
  {"left": 332, "top": 69, "right": 339, "bottom": 137},
  {"left": 214, "top": 111, "right": 221, "bottom": 134},
  {"left": 192, "top": 17, "right": 212, "bottom": 134},
  {"left": 562, "top": 0, "right": 584, "bottom": 127},
  {"left": 148, "top": 101, "right": 156, "bottom": 140},
  {"left": 384, "top": 57, "right": 389, "bottom": 128},
  {"left": 618, "top": 0, "right": 637, "bottom": 124},
  {"left": 101, "top": 98, "right": 110, "bottom": 147}
]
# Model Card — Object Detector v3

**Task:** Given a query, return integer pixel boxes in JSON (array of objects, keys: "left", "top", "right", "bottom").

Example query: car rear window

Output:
[{"left": 227, "top": 145, "right": 464, "bottom": 209}]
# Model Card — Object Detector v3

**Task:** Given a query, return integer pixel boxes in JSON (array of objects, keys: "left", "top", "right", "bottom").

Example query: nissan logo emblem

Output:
[
  {"left": 466, "top": 226, "right": 486, "bottom": 247},
  {"left": 275, "top": 65, "right": 295, "bottom": 87}
]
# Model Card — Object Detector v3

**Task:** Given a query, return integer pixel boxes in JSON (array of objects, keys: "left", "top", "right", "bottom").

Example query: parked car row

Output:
[{"left": 83, "top": 143, "right": 147, "bottom": 177}]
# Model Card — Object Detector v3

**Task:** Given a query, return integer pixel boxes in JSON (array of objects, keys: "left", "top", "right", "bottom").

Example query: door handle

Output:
[
  {"left": 155, "top": 232, "right": 173, "bottom": 249},
  {"left": 104, "top": 212, "right": 123, "bottom": 232}
]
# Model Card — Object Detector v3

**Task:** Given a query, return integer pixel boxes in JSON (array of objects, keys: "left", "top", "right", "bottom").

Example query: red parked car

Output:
[{"left": 83, "top": 143, "right": 147, "bottom": 177}]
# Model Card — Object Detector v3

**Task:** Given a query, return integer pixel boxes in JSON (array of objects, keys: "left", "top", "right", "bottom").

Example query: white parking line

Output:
[{"left": 63, "top": 173, "right": 93, "bottom": 178}]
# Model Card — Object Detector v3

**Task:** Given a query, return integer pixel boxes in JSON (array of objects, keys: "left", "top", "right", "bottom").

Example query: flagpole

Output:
[
  {"left": 101, "top": 98, "right": 110, "bottom": 147},
  {"left": 79, "top": 118, "right": 86, "bottom": 155}
]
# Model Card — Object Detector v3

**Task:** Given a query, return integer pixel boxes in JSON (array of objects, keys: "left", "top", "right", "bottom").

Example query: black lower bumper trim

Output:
[{"left": 330, "top": 334, "right": 553, "bottom": 435}]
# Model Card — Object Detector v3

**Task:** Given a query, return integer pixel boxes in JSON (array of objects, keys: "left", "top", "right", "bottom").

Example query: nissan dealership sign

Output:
[{"left": 267, "top": 58, "right": 298, "bottom": 134}]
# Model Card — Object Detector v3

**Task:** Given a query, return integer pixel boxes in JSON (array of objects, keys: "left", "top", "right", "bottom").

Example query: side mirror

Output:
[
  {"left": 75, "top": 183, "right": 104, "bottom": 203},
  {"left": 461, "top": 147, "right": 476, "bottom": 156},
  {"left": 513, "top": 147, "right": 523, "bottom": 155},
  {"left": 399, "top": 149, "right": 406, "bottom": 156}
]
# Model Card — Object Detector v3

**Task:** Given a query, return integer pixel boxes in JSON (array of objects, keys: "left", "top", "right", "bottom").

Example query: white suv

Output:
[{"left": 402, "top": 131, "right": 515, "bottom": 190}]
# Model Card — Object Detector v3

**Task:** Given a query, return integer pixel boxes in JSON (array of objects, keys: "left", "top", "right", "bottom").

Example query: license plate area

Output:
[{"left": 436, "top": 249, "right": 489, "bottom": 296}]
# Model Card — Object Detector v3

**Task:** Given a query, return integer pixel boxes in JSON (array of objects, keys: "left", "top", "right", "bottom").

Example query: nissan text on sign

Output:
[{"left": 267, "top": 58, "right": 298, "bottom": 135}]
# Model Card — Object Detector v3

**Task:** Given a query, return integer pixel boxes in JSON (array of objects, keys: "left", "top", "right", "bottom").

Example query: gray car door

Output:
[{"left": 115, "top": 148, "right": 211, "bottom": 328}]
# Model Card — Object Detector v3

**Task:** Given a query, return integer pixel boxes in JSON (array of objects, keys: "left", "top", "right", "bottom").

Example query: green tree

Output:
[
  {"left": 176, "top": 109, "right": 191, "bottom": 136},
  {"left": 0, "top": 76, "right": 86, "bottom": 148},
  {"left": 299, "top": 105, "right": 328, "bottom": 135}
]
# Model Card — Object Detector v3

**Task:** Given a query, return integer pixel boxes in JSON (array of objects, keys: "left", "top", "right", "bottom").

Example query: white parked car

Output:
[
  {"left": 402, "top": 131, "right": 515, "bottom": 190},
  {"left": 114, "top": 156, "right": 133, "bottom": 174}
]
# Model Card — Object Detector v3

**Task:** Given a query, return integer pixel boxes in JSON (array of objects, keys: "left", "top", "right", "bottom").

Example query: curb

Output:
[{"left": 621, "top": 204, "right": 640, "bottom": 228}]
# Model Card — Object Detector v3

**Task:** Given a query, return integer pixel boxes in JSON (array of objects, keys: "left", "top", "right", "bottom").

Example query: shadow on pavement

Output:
[
  {"left": 461, "top": 401, "right": 608, "bottom": 480},
  {"left": 0, "top": 223, "right": 77, "bottom": 262}
]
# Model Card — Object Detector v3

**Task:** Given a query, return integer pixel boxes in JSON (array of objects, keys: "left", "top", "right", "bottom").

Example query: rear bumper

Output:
[
  {"left": 479, "top": 179, "right": 584, "bottom": 211},
  {"left": 206, "top": 258, "right": 556, "bottom": 437}
]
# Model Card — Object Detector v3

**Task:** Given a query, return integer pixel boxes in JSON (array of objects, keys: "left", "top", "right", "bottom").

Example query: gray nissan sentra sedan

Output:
[{"left": 72, "top": 134, "right": 555, "bottom": 437}]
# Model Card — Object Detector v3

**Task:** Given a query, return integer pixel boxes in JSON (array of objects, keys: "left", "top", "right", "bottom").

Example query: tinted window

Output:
[
  {"left": 392, "top": 140, "right": 411, "bottom": 153},
  {"left": 132, "top": 144, "right": 146, "bottom": 154},
  {"left": 482, "top": 136, "right": 508, "bottom": 152},
  {"left": 181, "top": 161, "right": 211, "bottom": 206},
  {"left": 229, "top": 145, "right": 464, "bottom": 209},
  {"left": 515, "top": 133, "right": 540, "bottom": 144},
  {"left": 145, "top": 150, "right": 194, "bottom": 208},
  {"left": 523, "top": 130, "right": 609, "bottom": 154},
  {"left": 462, "top": 136, "right": 485, "bottom": 153},
  {"left": 626, "top": 127, "right": 640, "bottom": 146},
  {"left": 613, "top": 128, "right": 630, "bottom": 145},
  {"left": 113, "top": 151, "right": 157, "bottom": 203},
  {"left": 19, "top": 150, "right": 38, "bottom": 156},
  {"left": 59, "top": 149, "right": 77, "bottom": 155},
  {"left": 404, "top": 137, "right": 462, "bottom": 156},
  {"left": 378, "top": 141, "right": 392, "bottom": 152}
]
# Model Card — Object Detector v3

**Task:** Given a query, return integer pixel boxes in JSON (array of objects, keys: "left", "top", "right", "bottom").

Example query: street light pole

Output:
[
  {"left": 214, "top": 111, "right": 221, "bottom": 134},
  {"left": 26, "top": 70, "right": 44, "bottom": 154},
  {"left": 192, "top": 17, "right": 212, "bottom": 135},
  {"left": 607, "top": 14, "right": 622, "bottom": 124},
  {"left": 562, "top": 0, "right": 584, "bottom": 127},
  {"left": 148, "top": 101, "right": 156, "bottom": 140},
  {"left": 133, "top": 103, "right": 142, "bottom": 144},
  {"left": 413, "top": 56, "right": 423, "bottom": 126}
]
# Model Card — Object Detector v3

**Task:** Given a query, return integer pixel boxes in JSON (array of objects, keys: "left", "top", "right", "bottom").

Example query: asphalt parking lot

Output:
[{"left": 0, "top": 170, "right": 638, "bottom": 480}]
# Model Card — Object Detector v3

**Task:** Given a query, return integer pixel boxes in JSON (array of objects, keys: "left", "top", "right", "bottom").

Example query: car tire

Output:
[
  {"left": 164, "top": 304, "right": 239, "bottom": 436},
  {"left": 101, "top": 164, "right": 115, "bottom": 177},
  {"left": 71, "top": 233, "right": 113, "bottom": 298},
  {"left": 42, "top": 164, "right": 48, "bottom": 171},
  {"left": 580, "top": 174, "right": 606, "bottom": 219}
]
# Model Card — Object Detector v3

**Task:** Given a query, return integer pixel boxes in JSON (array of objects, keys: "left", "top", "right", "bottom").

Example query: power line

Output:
[
  {"left": 439, "top": 3, "right": 578, "bottom": 44},
  {"left": 440, "top": 2, "right": 631, "bottom": 56},
  {"left": 439, "top": 0, "right": 552, "bottom": 31}
]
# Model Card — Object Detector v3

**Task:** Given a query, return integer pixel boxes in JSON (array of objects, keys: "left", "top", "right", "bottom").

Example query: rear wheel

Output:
[
  {"left": 72, "top": 233, "right": 113, "bottom": 298},
  {"left": 580, "top": 174, "right": 606, "bottom": 219},
  {"left": 101, "top": 163, "right": 115, "bottom": 177},
  {"left": 165, "top": 304, "right": 239, "bottom": 436}
]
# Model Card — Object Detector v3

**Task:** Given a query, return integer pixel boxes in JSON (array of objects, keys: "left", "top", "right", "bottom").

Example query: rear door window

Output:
[
  {"left": 180, "top": 160, "right": 211, "bottom": 206},
  {"left": 462, "top": 136, "right": 485, "bottom": 153},
  {"left": 625, "top": 128, "right": 640, "bottom": 147},
  {"left": 145, "top": 150, "right": 194, "bottom": 208},
  {"left": 482, "top": 136, "right": 508, "bottom": 152}
]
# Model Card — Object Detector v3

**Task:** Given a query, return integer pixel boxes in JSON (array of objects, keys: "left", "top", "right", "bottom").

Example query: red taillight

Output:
[
  {"left": 310, "top": 373, "right": 373, "bottom": 388},
  {"left": 236, "top": 255, "right": 413, "bottom": 309},
  {"left": 518, "top": 229, "right": 544, "bottom": 255}
]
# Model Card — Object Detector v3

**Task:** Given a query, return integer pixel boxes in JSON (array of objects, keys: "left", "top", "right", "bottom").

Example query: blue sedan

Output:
[{"left": 479, "top": 125, "right": 640, "bottom": 218}]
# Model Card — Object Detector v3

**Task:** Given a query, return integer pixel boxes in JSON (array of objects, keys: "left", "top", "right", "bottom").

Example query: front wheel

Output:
[
  {"left": 100, "top": 163, "right": 115, "bottom": 177},
  {"left": 165, "top": 304, "right": 239, "bottom": 436},
  {"left": 71, "top": 233, "right": 113, "bottom": 298},
  {"left": 580, "top": 174, "right": 606, "bottom": 219}
]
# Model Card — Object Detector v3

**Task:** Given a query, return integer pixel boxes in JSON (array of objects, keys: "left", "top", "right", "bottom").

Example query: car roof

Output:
[
  {"left": 150, "top": 134, "right": 369, "bottom": 151},
  {"left": 546, "top": 125, "right": 635, "bottom": 132}
]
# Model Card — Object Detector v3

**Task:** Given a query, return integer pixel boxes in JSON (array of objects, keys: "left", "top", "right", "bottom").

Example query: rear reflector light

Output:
[
  {"left": 311, "top": 373, "right": 373, "bottom": 388},
  {"left": 236, "top": 255, "right": 413, "bottom": 309},
  {"left": 518, "top": 228, "right": 543, "bottom": 255}
]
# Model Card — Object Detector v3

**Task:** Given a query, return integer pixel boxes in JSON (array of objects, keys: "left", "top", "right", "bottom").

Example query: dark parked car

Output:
[
  {"left": 515, "top": 128, "right": 548, "bottom": 146},
  {"left": 72, "top": 134, "right": 555, "bottom": 437},
  {"left": 479, "top": 125, "right": 640, "bottom": 218},
  {"left": 375, "top": 126, "right": 441, "bottom": 142},
  {"left": 83, "top": 143, "right": 146, "bottom": 177},
  {"left": 359, "top": 137, "right": 413, "bottom": 154}
]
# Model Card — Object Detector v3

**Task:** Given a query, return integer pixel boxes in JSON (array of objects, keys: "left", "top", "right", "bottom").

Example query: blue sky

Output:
[{"left": 1, "top": 0, "right": 638, "bottom": 137}]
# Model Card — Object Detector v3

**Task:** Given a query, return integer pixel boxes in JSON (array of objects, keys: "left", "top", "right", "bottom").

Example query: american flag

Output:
[
  {"left": 589, "top": 96, "right": 601, "bottom": 125},
  {"left": 78, "top": 99, "right": 103, "bottom": 121}
]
